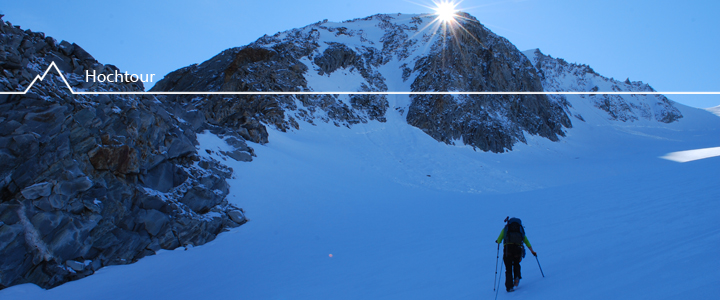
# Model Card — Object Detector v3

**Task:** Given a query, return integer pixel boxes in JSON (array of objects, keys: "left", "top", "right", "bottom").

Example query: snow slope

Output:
[
  {"left": 707, "top": 105, "right": 720, "bottom": 117},
  {"left": 2, "top": 91, "right": 719, "bottom": 299}
]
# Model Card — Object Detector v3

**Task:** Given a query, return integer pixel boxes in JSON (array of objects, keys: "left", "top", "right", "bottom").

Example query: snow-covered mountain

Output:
[
  {"left": 1, "top": 11, "right": 719, "bottom": 299},
  {"left": 152, "top": 12, "right": 685, "bottom": 154},
  {"left": 152, "top": 13, "right": 573, "bottom": 153},
  {"left": 523, "top": 48, "right": 681, "bottom": 123}
]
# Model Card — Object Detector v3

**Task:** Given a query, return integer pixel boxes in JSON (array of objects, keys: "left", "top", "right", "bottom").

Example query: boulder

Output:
[
  {"left": 166, "top": 131, "right": 196, "bottom": 159},
  {"left": 141, "top": 161, "right": 175, "bottom": 193},
  {"left": 180, "top": 185, "right": 222, "bottom": 214},
  {"left": 21, "top": 182, "right": 53, "bottom": 200},
  {"left": 65, "top": 260, "right": 85, "bottom": 272},
  {"left": 54, "top": 177, "right": 93, "bottom": 197},
  {"left": 221, "top": 150, "right": 252, "bottom": 162},
  {"left": 88, "top": 145, "right": 140, "bottom": 174},
  {"left": 47, "top": 194, "right": 68, "bottom": 210},
  {"left": 227, "top": 209, "right": 246, "bottom": 224},
  {"left": 138, "top": 209, "right": 168, "bottom": 237}
]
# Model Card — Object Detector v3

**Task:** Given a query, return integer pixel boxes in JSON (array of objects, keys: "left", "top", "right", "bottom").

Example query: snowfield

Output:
[
  {"left": 2, "top": 95, "right": 719, "bottom": 299},
  {"left": 707, "top": 105, "right": 720, "bottom": 117}
]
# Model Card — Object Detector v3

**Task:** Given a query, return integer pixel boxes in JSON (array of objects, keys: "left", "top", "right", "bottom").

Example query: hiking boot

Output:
[
  {"left": 514, "top": 278, "right": 520, "bottom": 287},
  {"left": 506, "top": 287, "right": 514, "bottom": 292}
]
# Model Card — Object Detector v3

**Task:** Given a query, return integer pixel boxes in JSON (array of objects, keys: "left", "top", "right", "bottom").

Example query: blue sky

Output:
[{"left": 3, "top": 0, "right": 719, "bottom": 108}]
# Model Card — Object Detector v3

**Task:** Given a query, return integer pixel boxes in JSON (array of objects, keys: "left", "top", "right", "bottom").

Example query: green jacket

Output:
[{"left": 496, "top": 227, "right": 532, "bottom": 248}]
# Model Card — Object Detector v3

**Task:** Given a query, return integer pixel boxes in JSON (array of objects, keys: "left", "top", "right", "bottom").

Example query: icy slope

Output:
[
  {"left": 2, "top": 92, "right": 719, "bottom": 299},
  {"left": 707, "top": 105, "right": 720, "bottom": 117}
]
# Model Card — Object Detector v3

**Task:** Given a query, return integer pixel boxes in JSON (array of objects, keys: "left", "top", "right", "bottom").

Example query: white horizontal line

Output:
[{"left": 2, "top": 62, "right": 720, "bottom": 95}]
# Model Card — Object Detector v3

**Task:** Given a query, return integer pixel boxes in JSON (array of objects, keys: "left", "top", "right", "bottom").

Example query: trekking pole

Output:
[
  {"left": 493, "top": 243, "right": 499, "bottom": 291},
  {"left": 533, "top": 253, "right": 545, "bottom": 278},
  {"left": 494, "top": 259, "right": 503, "bottom": 300}
]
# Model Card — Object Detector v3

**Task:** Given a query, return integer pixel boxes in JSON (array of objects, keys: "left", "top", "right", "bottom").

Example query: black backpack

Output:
[{"left": 504, "top": 218, "right": 525, "bottom": 245}]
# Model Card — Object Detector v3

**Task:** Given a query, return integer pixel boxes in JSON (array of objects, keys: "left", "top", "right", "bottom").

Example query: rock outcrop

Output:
[
  {"left": 406, "top": 13, "right": 571, "bottom": 152},
  {"left": 0, "top": 15, "right": 248, "bottom": 289}
]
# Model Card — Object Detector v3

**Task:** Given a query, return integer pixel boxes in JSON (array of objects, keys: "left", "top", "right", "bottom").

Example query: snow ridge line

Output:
[{"left": 2, "top": 61, "right": 720, "bottom": 95}]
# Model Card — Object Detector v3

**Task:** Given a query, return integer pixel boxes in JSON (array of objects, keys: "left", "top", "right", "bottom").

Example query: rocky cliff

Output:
[
  {"left": 151, "top": 13, "right": 572, "bottom": 153},
  {"left": 0, "top": 16, "right": 248, "bottom": 289},
  {"left": 152, "top": 14, "right": 683, "bottom": 154},
  {"left": 405, "top": 13, "right": 571, "bottom": 152}
]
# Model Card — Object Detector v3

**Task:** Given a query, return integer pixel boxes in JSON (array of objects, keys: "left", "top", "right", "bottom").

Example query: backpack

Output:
[{"left": 504, "top": 218, "right": 525, "bottom": 245}]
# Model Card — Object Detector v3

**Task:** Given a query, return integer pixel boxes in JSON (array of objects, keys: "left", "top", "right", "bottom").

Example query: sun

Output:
[{"left": 434, "top": 0, "right": 458, "bottom": 22}]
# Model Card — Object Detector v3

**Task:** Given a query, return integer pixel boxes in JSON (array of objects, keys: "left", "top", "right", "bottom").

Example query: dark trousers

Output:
[{"left": 503, "top": 244, "right": 523, "bottom": 290}]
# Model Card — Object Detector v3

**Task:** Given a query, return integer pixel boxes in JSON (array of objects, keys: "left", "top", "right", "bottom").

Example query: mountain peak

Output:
[
  {"left": 153, "top": 12, "right": 571, "bottom": 153},
  {"left": 153, "top": 11, "right": 682, "bottom": 152}
]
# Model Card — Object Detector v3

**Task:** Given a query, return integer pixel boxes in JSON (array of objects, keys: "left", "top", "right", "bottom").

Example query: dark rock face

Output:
[
  {"left": 406, "top": 14, "right": 571, "bottom": 152},
  {"left": 314, "top": 43, "right": 359, "bottom": 75},
  {"left": 0, "top": 16, "right": 248, "bottom": 289},
  {"left": 151, "top": 42, "right": 313, "bottom": 143},
  {"left": 151, "top": 25, "right": 391, "bottom": 139}
]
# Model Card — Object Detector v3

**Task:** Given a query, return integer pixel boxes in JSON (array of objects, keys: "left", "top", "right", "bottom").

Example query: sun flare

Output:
[{"left": 434, "top": 0, "right": 458, "bottom": 22}]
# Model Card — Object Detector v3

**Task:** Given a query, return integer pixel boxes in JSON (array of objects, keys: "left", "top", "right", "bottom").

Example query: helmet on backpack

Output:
[{"left": 507, "top": 217, "right": 522, "bottom": 226}]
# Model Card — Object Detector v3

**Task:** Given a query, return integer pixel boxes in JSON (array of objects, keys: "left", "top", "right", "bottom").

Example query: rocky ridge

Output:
[
  {"left": 153, "top": 13, "right": 683, "bottom": 153},
  {"left": 0, "top": 16, "right": 249, "bottom": 289},
  {"left": 152, "top": 13, "right": 573, "bottom": 153},
  {"left": 523, "top": 48, "right": 682, "bottom": 123}
]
